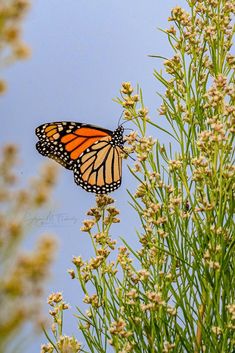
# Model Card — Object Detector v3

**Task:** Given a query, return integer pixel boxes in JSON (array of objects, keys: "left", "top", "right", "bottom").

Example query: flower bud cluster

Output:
[
  {"left": 119, "top": 82, "right": 150, "bottom": 125},
  {"left": 117, "top": 246, "right": 133, "bottom": 272},
  {"left": 74, "top": 196, "right": 120, "bottom": 285},
  {"left": 163, "top": 341, "right": 176, "bottom": 353},
  {"left": 120, "top": 82, "right": 139, "bottom": 109},
  {"left": 48, "top": 292, "right": 69, "bottom": 317},
  {"left": 227, "top": 303, "right": 235, "bottom": 321},
  {"left": 164, "top": 55, "right": 182, "bottom": 76},
  {"left": 41, "top": 336, "right": 81, "bottom": 353},
  {"left": 83, "top": 294, "right": 100, "bottom": 308},
  {"left": 57, "top": 336, "right": 81, "bottom": 353},
  {"left": 109, "top": 317, "right": 132, "bottom": 339}
]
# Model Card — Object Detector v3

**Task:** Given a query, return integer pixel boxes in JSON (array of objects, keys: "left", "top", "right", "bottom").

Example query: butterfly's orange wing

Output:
[
  {"left": 35, "top": 121, "right": 124, "bottom": 193},
  {"left": 36, "top": 122, "right": 112, "bottom": 169}
]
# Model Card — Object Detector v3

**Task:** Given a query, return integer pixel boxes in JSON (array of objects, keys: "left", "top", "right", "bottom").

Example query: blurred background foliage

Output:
[
  {"left": 0, "top": 144, "right": 59, "bottom": 353},
  {"left": 0, "top": 0, "right": 31, "bottom": 94},
  {"left": 0, "top": 1, "right": 59, "bottom": 352}
]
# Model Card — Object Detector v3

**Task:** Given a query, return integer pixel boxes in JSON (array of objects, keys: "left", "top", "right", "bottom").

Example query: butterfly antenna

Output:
[
  {"left": 120, "top": 115, "right": 140, "bottom": 126},
  {"left": 118, "top": 110, "right": 124, "bottom": 126}
]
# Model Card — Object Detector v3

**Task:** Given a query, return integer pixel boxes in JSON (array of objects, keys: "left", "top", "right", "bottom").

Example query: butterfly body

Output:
[{"left": 35, "top": 121, "right": 124, "bottom": 194}]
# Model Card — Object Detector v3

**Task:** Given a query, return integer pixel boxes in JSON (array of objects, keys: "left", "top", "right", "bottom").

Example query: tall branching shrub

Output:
[{"left": 42, "top": 1, "right": 235, "bottom": 352}]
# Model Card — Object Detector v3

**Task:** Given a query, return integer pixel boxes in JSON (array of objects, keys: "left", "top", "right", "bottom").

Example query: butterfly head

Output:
[{"left": 111, "top": 125, "right": 124, "bottom": 147}]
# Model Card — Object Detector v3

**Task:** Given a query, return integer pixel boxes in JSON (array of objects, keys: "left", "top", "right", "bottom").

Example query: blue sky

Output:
[{"left": 1, "top": 0, "right": 186, "bottom": 351}]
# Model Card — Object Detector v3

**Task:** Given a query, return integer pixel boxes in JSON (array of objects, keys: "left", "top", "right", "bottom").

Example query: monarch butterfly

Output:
[{"left": 35, "top": 121, "right": 124, "bottom": 194}]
